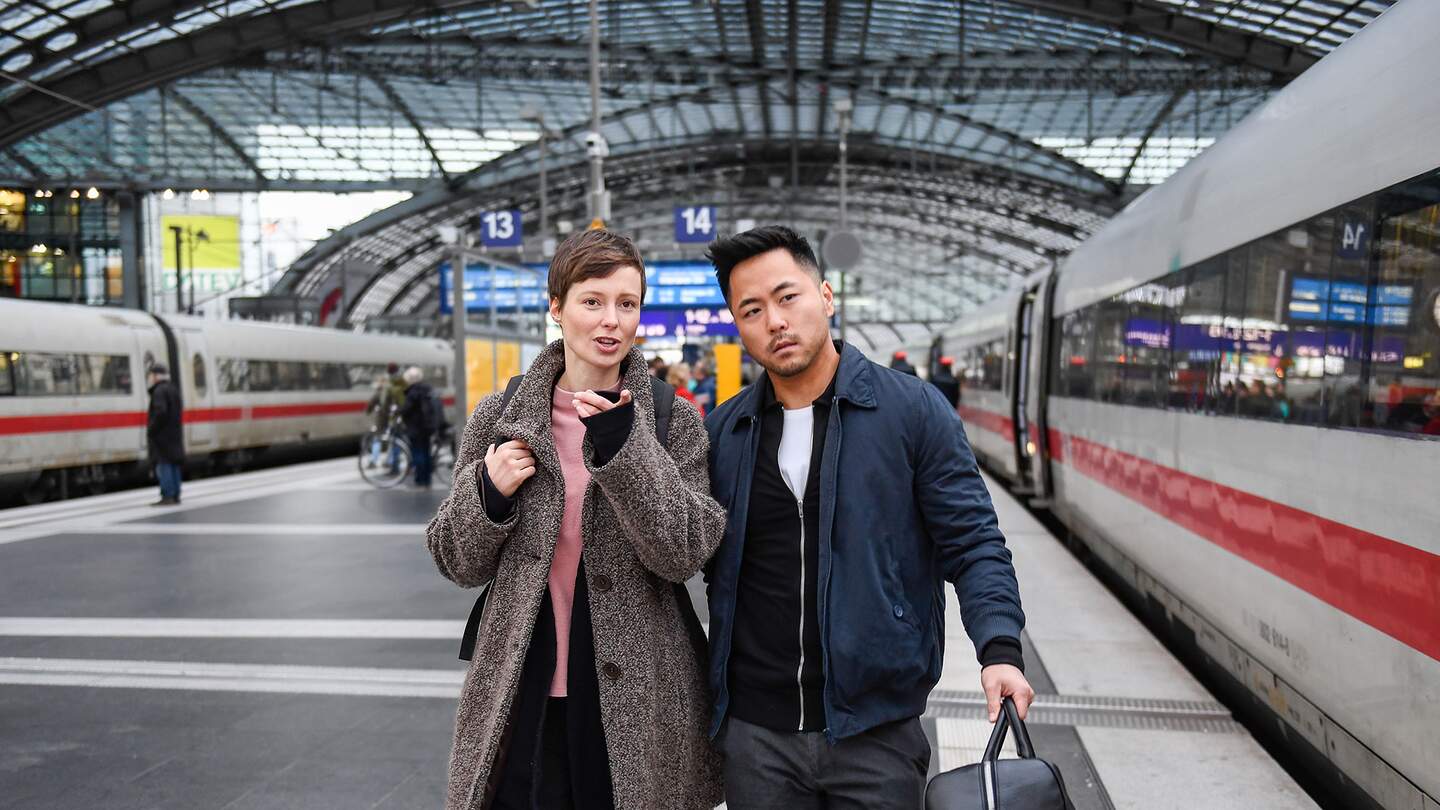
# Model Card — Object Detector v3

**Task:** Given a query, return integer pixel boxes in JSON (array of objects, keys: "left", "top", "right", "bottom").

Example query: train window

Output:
[
  {"left": 1371, "top": 172, "right": 1440, "bottom": 436},
  {"left": 1090, "top": 294, "right": 1129, "bottom": 405},
  {"left": 17, "top": 352, "right": 78, "bottom": 395},
  {"left": 218, "top": 358, "right": 248, "bottom": 392},
  {"left": 1128, "top": 274, "right": 1184, "bottom": 409},
  {"left": 1172, "top": 258, "right": 1228, "bottom": 412},
  {"left": 75, "top": 354, "right": 131, "bottom": 395},
  {"left": 1233, "top": 233, "right": 1297, "bottom": 422},
  {"left": 192, "top": 354, "right": 207, "bottom": 397},
  {"left": 0, "top": 352, "right": 13, "bottom": 396},
  {"left": 247, "top": 360, "right": 277, "bottom": 392},
  {"left": 274, "top": 361, "right": 308, "bottom": 391},
  {"left": 1053, "top": 311, "right": 1094, "bottom": 399},
  {"left": 1321, "top": 199, "right": 1377, "bottom": 429}
]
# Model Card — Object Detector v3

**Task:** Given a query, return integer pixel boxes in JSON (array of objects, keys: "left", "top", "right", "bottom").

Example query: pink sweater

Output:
[{"left": 546, "top": 383, "right": 609, "bottom": 696}]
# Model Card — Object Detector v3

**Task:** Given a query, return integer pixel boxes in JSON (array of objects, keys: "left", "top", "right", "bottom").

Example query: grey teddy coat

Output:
[{"left": 426, "top": 341, "right": 726, "bottom": 810}]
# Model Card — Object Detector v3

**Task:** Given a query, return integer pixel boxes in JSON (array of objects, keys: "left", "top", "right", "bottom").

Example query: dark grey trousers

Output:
[{"left": 717, "top": 716, "right": 930, "bottom": 810}]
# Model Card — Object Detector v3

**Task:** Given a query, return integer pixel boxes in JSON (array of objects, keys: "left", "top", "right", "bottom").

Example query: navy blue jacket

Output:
[{"left": 704, "top": 342, "right": 1025, "bottom": 741}]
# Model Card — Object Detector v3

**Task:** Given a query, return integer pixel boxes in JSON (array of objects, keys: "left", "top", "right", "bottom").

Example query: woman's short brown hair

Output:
[{"left": 547, "top": 229, "right": 647, "bottom": 306}]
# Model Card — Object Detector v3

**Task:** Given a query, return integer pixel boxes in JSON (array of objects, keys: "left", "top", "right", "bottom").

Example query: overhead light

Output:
[
  {"left": 30, "top": 243, "right": 47, "bottom": 253},
  {"left": 191, "top": 189, "right": 210, "bottom": 200},
  {"left": 68, "top": 189, "right": 79, "bottom": 199},
  {"left": 161, "top": 188, "right": 176, "bottom": 200},
  {"left": 34, "top": 190, "right": 45, "bottom": 198},
  {"left": 86, "top": 187, "right": 99, "bottom": 199}
]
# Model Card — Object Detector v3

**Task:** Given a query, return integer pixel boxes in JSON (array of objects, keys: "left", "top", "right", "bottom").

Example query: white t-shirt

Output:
[{"left": 777, "top": 406, "right": 815, "bottom": 501}]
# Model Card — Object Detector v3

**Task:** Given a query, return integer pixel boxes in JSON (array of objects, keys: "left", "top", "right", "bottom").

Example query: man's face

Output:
[{"left": 726, "top": 248, "right": 835, "bottom": 379}]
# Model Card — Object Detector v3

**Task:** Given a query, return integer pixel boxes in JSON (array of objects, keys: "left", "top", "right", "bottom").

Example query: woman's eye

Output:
[{"left": 584, "top": 298, "right": 599, "bottom": 306}]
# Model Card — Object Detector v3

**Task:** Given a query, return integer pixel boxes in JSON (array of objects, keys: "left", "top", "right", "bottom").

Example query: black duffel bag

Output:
[{"left": 925, "top": 697, "right": 1075, "bottom": 810}]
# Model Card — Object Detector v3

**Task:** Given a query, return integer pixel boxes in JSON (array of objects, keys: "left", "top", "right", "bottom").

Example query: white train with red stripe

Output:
[
  {"left": 894, "top": 4, "right": 1440, "bottom": 809},
  {"left": 0, "top": 298, "right": 453, "bottom": 503}
]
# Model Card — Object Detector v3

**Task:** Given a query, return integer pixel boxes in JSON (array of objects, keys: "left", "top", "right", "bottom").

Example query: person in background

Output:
[
  {"left": 648, "top": 355, "right": 669, "bottom": 381},
  {"left": 889, "top": 350, "right": 918, "bottom": 376},
  {"left": 668, "top": 361, "right": 703, "bottom": 417},
  {"left": 425, "top": 228, "right": 724, "bottom": 810},
  {"left": 400, "top": 366, "right": 437, "bottom": 489},
  {"left": 365, "top": 373, "right": 396, "bottom": 468},
  {"left": 702, "top": 226, "right": 1031, "bottom": 809},
  {"left": 146, "top": 364, "right": 184, "bottom": 506},
  {"left": 692, "top": 359, "right": 717, "bottom": 414},
  {"left": 930, "top": 355, "right": 960, "bottom": 409}
]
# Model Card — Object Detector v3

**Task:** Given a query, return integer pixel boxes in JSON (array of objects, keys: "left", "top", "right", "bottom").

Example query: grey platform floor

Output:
[{"left": 0, "top": 458, "right": 1315, "bottom": 809}]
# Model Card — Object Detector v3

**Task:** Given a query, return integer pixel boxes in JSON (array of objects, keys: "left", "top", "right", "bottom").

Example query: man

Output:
[
  {"left": 146, "top": 364, "right": 184, "bottom": 506},
  {"left": 702, "top": 226, "right": 1032, "bottom": 809},
  {"left": 692, "top": 359, "right": 717, "bottom": 415},
  {"left": 399, "top": 366, "right": 437, "bottom": 489},
  {"left": 930, "top": 355, "right": 961, "bottom": 409},
  {"left": 889, "top": 350, "right": 918, "bottom": 376}
]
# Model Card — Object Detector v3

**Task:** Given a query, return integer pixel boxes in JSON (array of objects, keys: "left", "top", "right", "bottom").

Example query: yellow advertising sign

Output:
[
  {"left": 714, "top": 342, "right": 743, "bottom": 405},
  {"left": 160, "top": 214, "right": 241, "bottom": 294}
]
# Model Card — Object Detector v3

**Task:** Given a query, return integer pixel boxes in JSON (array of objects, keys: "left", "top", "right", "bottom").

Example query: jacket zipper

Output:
[{"left": 795, "top": 497, "right": 806, "bottom": 732}]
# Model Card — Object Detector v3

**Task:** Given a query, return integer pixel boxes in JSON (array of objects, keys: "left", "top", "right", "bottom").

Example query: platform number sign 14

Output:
[
  {"left": 480, "top": 210, "right": 523, "bottom": 248},
  {"left": 675, "top": 206, "right": 716, "bottom": 243},
  {"left": 1337, "top": 219, "right": 1368, "bottom": 259}
]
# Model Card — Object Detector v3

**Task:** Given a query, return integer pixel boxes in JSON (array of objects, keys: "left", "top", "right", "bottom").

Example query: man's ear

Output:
[{"left": 820, "top": 279, "right": 836, "bottom": 319}]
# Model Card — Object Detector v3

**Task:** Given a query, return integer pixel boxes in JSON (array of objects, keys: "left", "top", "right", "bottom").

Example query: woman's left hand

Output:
[{"left": 572, "top": 389, "right": 632, "bottom": 419}]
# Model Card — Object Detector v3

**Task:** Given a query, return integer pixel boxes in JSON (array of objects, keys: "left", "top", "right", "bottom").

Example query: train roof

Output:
[{"left": 1053, "top": 0, "right": 1440, "bottom": 317}]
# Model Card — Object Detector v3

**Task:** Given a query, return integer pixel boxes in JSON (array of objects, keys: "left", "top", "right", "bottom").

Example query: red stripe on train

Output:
[
  {"left": 957, "top": 404, "right": 1015, "bottom": 442},
  {"left": 0, "top": 411, "right": 148, "bottom": 435},
  {"left": 0, "top": 400, "right": 371, "bottom": 435},
  {"left": 1047, "top": 427, "right": 1440, "bottom": 663}
]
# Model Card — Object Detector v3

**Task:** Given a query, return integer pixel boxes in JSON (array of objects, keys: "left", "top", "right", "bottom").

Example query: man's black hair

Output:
[{"left": 704, "top": 225, "right": 821, "bottom": 304}]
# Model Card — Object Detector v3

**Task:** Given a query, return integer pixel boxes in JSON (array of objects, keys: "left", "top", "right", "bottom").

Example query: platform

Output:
[{"left": 0, "top": 459, "right": 1316, "bottom": 809}]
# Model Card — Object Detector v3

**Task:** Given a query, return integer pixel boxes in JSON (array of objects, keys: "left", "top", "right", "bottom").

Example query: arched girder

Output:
[
  {"left": 1005, "top": 0, "right": 1318, "bottom": 77},
  {"left": 279, "top": 136, "right": 1108, "bottom": 304}
]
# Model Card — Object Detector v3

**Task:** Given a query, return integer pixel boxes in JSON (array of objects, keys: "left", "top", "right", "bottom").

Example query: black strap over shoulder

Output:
[{"left": 460, "top": 373, "right": 703, "bottom": 664}]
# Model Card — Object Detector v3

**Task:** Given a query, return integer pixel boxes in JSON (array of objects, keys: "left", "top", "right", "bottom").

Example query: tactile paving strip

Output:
[{"left": 924, "top": 690, "right": 1243, "bottom": 733}]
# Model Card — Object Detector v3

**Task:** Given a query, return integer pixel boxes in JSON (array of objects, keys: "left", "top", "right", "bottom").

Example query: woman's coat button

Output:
[
  {"left": 602, "top": 662, "right": 622, "bottom": 681},
  {"left": 593, "top": 574, "right": 613, "bottom": 593}
]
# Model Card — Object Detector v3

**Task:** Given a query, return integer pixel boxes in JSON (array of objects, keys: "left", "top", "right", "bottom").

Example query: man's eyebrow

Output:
[{"left": 737, "top": 280, "right": 798, "bottom": 310}]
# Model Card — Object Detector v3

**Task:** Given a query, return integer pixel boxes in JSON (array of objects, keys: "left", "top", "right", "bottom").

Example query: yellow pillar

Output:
[
  {"left": 465, "top": 339, "right": 522, "bottom": 413},
  {"left": 714, "top": 342, "right": 743, "bottom": 406}
]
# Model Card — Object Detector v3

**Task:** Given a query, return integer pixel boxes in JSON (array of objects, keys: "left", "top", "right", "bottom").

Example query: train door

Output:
[
  {"left": 1011, "top": 291, "right": 1036, "bottom": 492},
  {"left": 1024, "top": 270, "right": 1059, "bottom": 503},
  {"left": 180, "top": 331, "right": 217, "bottom": 453}
]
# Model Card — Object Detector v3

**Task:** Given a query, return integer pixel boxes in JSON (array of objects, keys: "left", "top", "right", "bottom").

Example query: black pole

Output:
[{"left": 168, "top": 225, "right": 184, "bottom": 314}]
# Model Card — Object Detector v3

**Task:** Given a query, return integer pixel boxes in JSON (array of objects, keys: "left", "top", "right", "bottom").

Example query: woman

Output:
[
  {"left": 666, "top": 361, "right": 702, "bottom": 417},
  {"left": 426, "top": 229, "right": 725, "bottom": 810}
]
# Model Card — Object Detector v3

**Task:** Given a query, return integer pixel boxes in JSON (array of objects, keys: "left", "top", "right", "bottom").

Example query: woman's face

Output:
[{"left": 550, "top": 265, "right": 644, "bottom": 372}]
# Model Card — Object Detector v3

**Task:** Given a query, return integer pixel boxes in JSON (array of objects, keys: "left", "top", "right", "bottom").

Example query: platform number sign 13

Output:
[
  {"left": 480, "top": 210, "right": 523, "bottom": 248},
  {"left": 675, "top": 206, "right": 716, "bottom": 243}
]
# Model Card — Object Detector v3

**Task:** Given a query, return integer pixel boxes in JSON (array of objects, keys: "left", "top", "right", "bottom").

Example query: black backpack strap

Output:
[
  {"left": 649, "top": 376, "right": 675, "bottom": 448},
  {"left": 459, "top": 375, "right": 525, "bottom": 662},
  {"left": 499, "top": 374, "right": 524, "bottom": 414}
]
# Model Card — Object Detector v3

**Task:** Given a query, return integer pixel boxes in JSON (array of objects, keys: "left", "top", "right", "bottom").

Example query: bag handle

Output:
[{"left": 981, "top": 696, "right": 1036, "bottom": 762}]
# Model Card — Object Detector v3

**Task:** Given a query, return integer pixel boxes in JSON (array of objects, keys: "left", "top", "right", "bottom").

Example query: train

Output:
[
  {"left": 879, "top": 3, "right": 1439, "bottom": 808},
  {"left": 0, "top": 298, "right": 454, "bottom": 503}
]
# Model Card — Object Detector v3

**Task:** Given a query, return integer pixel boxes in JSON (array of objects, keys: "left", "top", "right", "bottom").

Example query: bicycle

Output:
[
  {"left": 359, "top": 405, "right": 412, "bottom": 489},
  {"left": 431, "top": 425, "right": 456, "bottom": 487}
]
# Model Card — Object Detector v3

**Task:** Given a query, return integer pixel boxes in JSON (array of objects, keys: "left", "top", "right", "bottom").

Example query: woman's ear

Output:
[{"left": 549, "top": 296, "right": 562, "bottom": 326}]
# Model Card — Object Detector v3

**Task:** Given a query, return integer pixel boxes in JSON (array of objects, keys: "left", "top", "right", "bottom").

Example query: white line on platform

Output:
[
  {"left": 0, "top": 468, "right": 361, "bottom": 547},
  {"left": 0, "top": 618, "right": 464, "bottom": 638},
  {"left": 0, "top": 657, "right": 464, "bottom": 699},
  {"left": 87, "top": 523, "right": 430, "bottom": 536}
]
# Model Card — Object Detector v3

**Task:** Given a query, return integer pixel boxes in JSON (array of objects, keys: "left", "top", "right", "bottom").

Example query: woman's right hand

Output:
[{"left": 484, "top": 439, "right": 536, "bottom": 498}]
